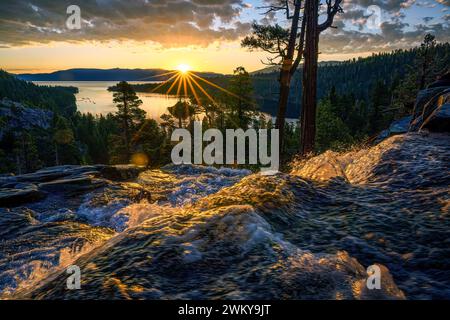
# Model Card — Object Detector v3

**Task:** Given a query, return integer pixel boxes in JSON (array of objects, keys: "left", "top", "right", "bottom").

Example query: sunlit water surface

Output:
[
  {"left": 0, "top": 133, "right": 448, "bottom": 300},
  {"left": 34, "top": 81, "right": 179, "bottom": 120}
]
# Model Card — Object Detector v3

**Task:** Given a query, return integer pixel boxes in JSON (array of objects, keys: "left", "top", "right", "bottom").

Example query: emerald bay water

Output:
[
  {"left": 34, "top": 81, "right": 179, "bottom": 120},
  {"left": 33, "top": 81, "right": 298, "bottom": 125}
]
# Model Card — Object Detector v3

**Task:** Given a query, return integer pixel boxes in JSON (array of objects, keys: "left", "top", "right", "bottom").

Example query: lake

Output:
[
  {"left": 34, "top": 81, "right": 298, "bottom": 125},
  {"left": 34, "top": 81, "right": 179, "bottom": 121}
]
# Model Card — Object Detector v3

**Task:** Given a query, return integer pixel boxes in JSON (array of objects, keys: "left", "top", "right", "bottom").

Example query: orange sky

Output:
[
  {"left": 1, "top": 41, "right": 375, "bottom": 75},
  {"left": 1, "top": 1, "right": 448, "bottom": 75}
]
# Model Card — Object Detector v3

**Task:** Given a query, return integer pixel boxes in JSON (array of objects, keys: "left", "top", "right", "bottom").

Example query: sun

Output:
[{"left": 176, "top": 64, "right": 191, "bottom": 74}]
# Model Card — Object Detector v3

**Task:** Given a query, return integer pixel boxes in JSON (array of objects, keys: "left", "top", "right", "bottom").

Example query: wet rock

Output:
[
  {"left": 375, "top": 115, "right": 413, "bottom": 143},
  {"left": 1, "top": 165, "right": 145, "bottom": 189},
  {"left": 389, "top": 116, "right": 412, "bottom": 134},
  {"left": 421, "top": 103, "right": 450, "bottom": 132},
  {"left": 99, "top": 165, "right": 147, "bottom": 181},
  {"left": 357, "top": 264, "right": 406, "bottom": 300},
  {"left": 293, "top": 132, "right": 450, "bottom": 187},
  {"left": 411, "top": 88, "right": 450, "bottom": 132},
  {"left": 0, "top": 185, "right": 46, "bottom": 207},
  {"left": 0, "top": 165, "right": 103, "bottom": 188},
  {"left": 290, "top": 150, "right": 349, "bottom": 182},
  {"left": 3, "top": 134, "right": 449, "bottom": 299},
  {"left": 0, "top": 206, "right": 115, "bottom": 297},
  {"left": 377, "top": 81, "right": 450, "bottom": 143},
  {"left": 38, "top": 176, "right": 107, "bottom": 193},
  {"left": 412, "top": 87, "right": 448, "bottom": 120}
]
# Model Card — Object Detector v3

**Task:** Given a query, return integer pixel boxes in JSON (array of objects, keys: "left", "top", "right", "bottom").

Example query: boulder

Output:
[
  {"left": 375, "top": 116, "right": 412, "bottom": 143},
  {"left": 411, "top": 90, "right": 450, "bottom": 132},
  {"left": 0, "top": 165, "right": 149, "bottom": 207},
  {"left": 421, "top": 103, "right": 450, "bottom": 132},
  {"left": 99, "top": 165, "right": 147, "bottom": 181},
  {"left": 0, "top": 165, "right": 104, "bottom": 187},
  {"left": 0, "top": 185, "right": 46, "bottom": 207},
  {"left": 412, "top": 87, "right": 448, "bottom": 120},
  {"left": 389, "top": 115, "right": 413, "bottom": 134},
  {"left": 39, "top": 176, "right": 107, "bottom": 193}
]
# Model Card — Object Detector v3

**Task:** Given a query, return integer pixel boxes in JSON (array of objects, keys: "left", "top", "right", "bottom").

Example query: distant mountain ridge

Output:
[
  {"left": 250, "top": 61, "right": 343, "bottom": 75},
  {"left": 17, "top": 68, "right": 224, "bottom": 81}
]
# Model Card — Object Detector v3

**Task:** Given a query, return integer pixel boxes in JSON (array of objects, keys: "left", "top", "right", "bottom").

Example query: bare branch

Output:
[{"left": 318, "top": 0, "right": 343, "bottom": 33}]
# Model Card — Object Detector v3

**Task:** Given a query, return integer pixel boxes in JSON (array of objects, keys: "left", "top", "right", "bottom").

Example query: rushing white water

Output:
[{"left": 1, "top": 132, "right": 449, "bottom": 299}]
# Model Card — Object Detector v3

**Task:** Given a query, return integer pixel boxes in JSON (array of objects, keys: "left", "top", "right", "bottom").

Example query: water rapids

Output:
[{"left": 1, "top": 132, "right": 448, "bottom": 299}]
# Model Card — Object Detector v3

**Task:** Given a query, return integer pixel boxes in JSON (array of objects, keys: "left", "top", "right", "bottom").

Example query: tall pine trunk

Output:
[
  {"left": 275, "top": 1, "right": 302, "bottom": 154},
  {"left": 300, "top": 0, "right": 319, "bottom": 156},
  {"left": 275, "top": 70, "right": 292, "bottom": 154},
  {"left": 55, "top": 143, "right": 59, "bottom": 166},
  {"left": 122, "top": 99, "right": 131, "bottom": 161}
]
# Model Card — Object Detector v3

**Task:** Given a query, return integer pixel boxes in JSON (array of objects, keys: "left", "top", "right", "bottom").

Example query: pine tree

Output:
[
  {"left": 112, "top": 81, "right": 146, "bottom": 161},
  {"left": 168, "top": 100, "right": 197, "bottom": 128},
  {"left": 53, "top": 116, "right": 77, "bottom": 166},
  {"left": 418, "top": 34, "right": 437, "bottom": 90},
  {"left": 132, "top": 119, "right": 168, "bottom": 167},
  {"left": 225, "top": 67, "right": 256, "bottom": 129},
  {"left": 14, "top": 132, "right": 42, "bottom": 173}
]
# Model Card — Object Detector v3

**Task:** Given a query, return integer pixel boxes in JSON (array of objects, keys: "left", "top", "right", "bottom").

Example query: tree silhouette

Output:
[
  {"left": 168, "top": 100, "right": 197, "bottom": 128},
  {"left": 113, "top": 81, "right": 146, "bottom": 160},
  {"left": 242, "top": 0, "right": 306, "bottom": 153},
  {"left": 300, "top": 0, "right": 342, "bottom": 155}
]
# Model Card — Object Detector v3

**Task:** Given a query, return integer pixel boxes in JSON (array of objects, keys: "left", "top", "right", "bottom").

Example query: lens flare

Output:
[
  {"left": 131, "top": 153, "right": 149, "bottom": 166},
  {"left": 176, "top": 64, "right": 191, "bottom": 74}
]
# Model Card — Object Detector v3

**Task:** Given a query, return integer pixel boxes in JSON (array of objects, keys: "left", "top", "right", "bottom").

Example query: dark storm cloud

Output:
[{"left": 0, "top": 0, "right": 251, "bottom": 47}]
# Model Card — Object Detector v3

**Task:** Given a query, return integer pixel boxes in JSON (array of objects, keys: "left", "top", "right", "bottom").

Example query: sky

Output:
[{"left": 0, "top": 0, "right": 449, "bottom": 74}]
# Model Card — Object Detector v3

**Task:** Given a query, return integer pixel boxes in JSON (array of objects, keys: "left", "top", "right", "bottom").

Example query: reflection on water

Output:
[{"left": 34, "top": 81, "right": 180, "bottom": 121}]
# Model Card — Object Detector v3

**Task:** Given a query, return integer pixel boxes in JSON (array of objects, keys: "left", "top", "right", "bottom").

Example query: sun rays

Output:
[{"left": 148, "top": 67, "right": 254, "bottom": 108}]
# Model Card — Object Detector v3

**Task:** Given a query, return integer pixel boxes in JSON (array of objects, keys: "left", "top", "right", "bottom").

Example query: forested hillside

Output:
[
  {"left": 1, "top": 39, "right": 449, "bottom": 174},
  {"left": 252, "top": 42, "right": 450, "bottom": 118},
  {"left": 0, "top": 68, "right": 256, "bottom": 174},
  {"left": 0, "top": 70, "right": 118, "bottom": 173},
  {"left": 0, "top": 70, "right": 78, "bottom": 117},
  {"left": 128, "top": 43, "right": 449, "bottom": 119}
]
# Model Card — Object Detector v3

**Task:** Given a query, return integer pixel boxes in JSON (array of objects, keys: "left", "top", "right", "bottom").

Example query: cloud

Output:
[
  {"left": 0, "top": 0, "right": 251, "bottom": 47},
  {"left": 320, "top": 20, "right": 450, "bottom": 54},
  {"left": 1, "top": 0, "right": 449, "bottom": 57},
  {"left": 416, "top": 1, "right": 437, "bottom": 7},
  {"left": 436, "top": 0, "right": 450, "bottom": 6},
  {"left": 317, "top": 0, "right": 450, "bottom": 55},
  {"left": 349, "top": 0, "right": 416, "bottom": 12}
]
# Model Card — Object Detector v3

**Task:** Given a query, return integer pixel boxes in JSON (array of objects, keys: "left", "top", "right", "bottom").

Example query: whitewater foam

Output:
[{"left": 3, "top": 133, "right": 449, "bottom": 299}]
